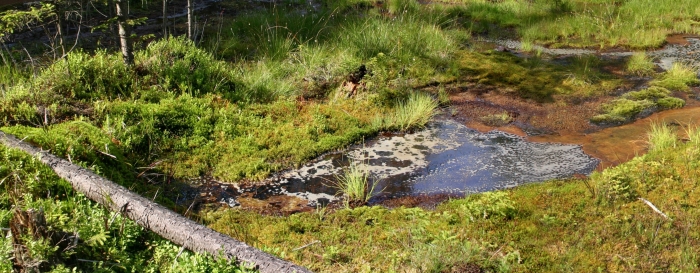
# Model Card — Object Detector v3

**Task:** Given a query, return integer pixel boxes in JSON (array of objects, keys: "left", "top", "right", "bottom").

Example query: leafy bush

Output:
[
  {"left": 0, "top": 145, "right": 251, "bottom": 272},
  {"left": 594, "top": 162, "right": 639, "bottom": 203},
  {"left": 137, "top": 37, "right": 245, "bottom": 100}
]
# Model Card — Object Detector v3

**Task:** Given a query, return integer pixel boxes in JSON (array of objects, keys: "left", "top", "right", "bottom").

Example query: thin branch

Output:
[
  {"left": 639, "top": 197, "right": 669, "bottom": 220},
  {"left": 292, "top": 240, "right": 320, "bottom": 251}
]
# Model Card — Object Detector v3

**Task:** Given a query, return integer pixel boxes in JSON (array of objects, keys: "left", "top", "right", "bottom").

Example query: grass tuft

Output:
[
  {"left": 331, "top": 159, "right": 381, "bottom": 207},
  {"left": 651, "top": 63, "right": 700, "bottom": 91},
  {"left": 647, "top": 122, "right": 677, "bottom": 153},
  {"left": 626, "top": 52, "right": 656, "bottom": 76},
  {"left": 387, "top": 92, "right": 438, "bottom": 131}
]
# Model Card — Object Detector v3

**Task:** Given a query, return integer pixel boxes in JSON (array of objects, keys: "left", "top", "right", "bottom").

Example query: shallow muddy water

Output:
[
  {"left": 244, "top": 119, "right": 599, "bottom": 206},
  {"left": 529, "top": 106, "right": 700, "bottom": 169}
]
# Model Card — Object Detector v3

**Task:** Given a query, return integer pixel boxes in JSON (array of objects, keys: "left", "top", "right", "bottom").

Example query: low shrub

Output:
[{"left": 451, "top": 191, "right": 516, "bottom": 220}]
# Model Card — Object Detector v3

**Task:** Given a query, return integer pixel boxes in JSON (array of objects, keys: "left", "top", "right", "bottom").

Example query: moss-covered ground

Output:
[
  {"left": 1, "top": 0, "right": 700, "bottom": 272},
  {"left": 203, "top": 124, "right": 700, "bottom": 272}
]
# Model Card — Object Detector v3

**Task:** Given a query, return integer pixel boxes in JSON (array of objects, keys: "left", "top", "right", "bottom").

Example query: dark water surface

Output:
[{"left": 251, "top": 119, "right": 599, "bottom": 206}]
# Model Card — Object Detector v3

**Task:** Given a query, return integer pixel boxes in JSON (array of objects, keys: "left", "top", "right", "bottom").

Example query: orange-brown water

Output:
[{"left": 528, "top": 106, "right": 700, "bottom": 169}]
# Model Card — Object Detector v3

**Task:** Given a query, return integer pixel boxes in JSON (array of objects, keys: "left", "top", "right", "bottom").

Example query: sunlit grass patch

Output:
[
  {"left": 386, "top": 92, "right": 438, "bottom": 131},
  {"left": 626, "top": 52, "right": 656, "bottom": 76},
  {"left": 648, "top": 122, "right": 677, "bottom": 153},
  {"left": 330, "top": 159, "right": 382, "bottom": 207},
  {"left": 652, "top": 63, "right": 700, "bottom": 91}
]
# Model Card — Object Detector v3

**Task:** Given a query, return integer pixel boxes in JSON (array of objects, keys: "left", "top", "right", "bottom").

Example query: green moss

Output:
[
  {"left": 657, "top": 97, "right": 685, "bottom": 109},
  {"left": 595, "top": 86, "right": 686, "bottom": 124},
  {"left": 592, "top": 98, "right": 654, "bottom": 124},
  {"left": 0, "top": 144, "right": 253, "bottom": 272},
  {"left": 204, "top": 130, "right": 700, "bottom": 272}
]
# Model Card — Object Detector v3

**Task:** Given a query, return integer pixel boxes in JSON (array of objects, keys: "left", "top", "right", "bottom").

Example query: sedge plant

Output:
[{"left": 331, "top": 159, "right": 382, "bottom": 207}]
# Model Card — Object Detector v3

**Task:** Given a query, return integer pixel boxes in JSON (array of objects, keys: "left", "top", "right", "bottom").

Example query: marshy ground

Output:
[{"left": 2, "top": 0, "right": 700, "bottom": 272}]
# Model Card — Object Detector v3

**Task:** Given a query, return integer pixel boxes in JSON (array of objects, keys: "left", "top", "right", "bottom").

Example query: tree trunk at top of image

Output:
[
  {"left": 115, "top": 0, "right": 133, "bottom": 66},
  {"left": 187, "top": 0, "right": 193, "bottom": 40},
  {"left": 0, "top": 132, "right": 313, "bottom": 273},
  {"left": 162, "top": 0, "right": 167, "bottom": 36}
]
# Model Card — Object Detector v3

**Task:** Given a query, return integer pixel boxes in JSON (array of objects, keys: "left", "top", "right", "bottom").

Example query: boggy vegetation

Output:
[
  {"left": 205, "top": 123, "right": 700, "bottom": 272},
  {"left": 0, "top": 144, "right": 255, "bottom": 272},
  {"left": 1, "top": 0, "right": 700, "bottom": 271}
]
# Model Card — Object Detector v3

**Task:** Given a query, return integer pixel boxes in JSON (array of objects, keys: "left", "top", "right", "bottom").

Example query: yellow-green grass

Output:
[
  {"left": 651, "top": 63, "right": 700, "bottom": 92},
  {"left": 441, "top": 0, "right": 700, "bottom": 49},
  {"left": 331, "top": 160, "right": 382, "bottom": 207},
  {"left": 626, "top": 52, "right": 656, "bottom": 76},
  {"left": 458, "top": 51, "right": 621, "bottom": 102},
  {"left": 204, "top": 128, "right": 700, "bottom": 272}
]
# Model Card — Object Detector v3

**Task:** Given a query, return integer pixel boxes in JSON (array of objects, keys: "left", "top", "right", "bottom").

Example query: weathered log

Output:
[{"left": 0, "top": 131, "right": 312, "bottom": 273}]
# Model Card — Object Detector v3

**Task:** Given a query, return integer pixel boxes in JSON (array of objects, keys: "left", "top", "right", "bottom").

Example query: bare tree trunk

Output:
[
  {"left": 0, "top": 131, "right": 313, "bottom": 273},
  {"left": 115, "top": 0, "right": 133, "bottom": 65},
  {"left": 162, "top": 0, "right": 167, "bottom": 36},
  {"left": 187, "top": 0, "right": 193, "bottom": 40}
]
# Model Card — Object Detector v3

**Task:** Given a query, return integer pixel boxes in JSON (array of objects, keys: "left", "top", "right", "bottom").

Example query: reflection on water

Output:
[{"left": 256, "top": 119, "right": 599, "bottom": 206}]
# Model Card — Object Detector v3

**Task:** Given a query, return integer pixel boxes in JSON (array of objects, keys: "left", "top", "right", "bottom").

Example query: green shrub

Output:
[
  {"left": 595, "top": 165, "right": 638, "bottom": 203},
  {"left": 0, "top": 144, "right": 251, "bottom": 272},
  {"left": 38, "top": 50, "right": 134, "bottom": 100},
  {"left": 137, "top": 37, "right": 244, "bottom": 100},
  {"left": 452, "top": 191, "right": 516, "bottom": 220}
]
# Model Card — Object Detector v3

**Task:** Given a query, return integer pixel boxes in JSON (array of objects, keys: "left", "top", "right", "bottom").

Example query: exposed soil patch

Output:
[
  {"left": 446, "top": 82, "right": 700, "bottom": 169},
  {"left": 447, "top": 83, "right": 609, "bottom": 135}
]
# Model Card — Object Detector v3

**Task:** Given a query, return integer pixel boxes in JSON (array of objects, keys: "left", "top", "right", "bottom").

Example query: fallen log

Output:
[{"left": 0, "top": 131, "right": 312, "bottom": 273}]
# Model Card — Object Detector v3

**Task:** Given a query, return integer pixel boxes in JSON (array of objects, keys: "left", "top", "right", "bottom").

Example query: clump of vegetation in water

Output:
[
  {"left": 330, "top": 160, "right": 382, "bottom": 208},
  {"left": 651, "top": 63, "right": 700, "bottom": 91},
  {"left": 592, "top": 86, "right": 686, "bottom": 125},
  {"left": 626, "top": 52, "right": 656, "bottom": 76},
  {"left": 480, "top": 111, "right": 513, "bottom": 127},
  {"left": 0, "top": 145, "right": 253, "bottom": 272},
  {"left": 205, "top": 123, "right": 700, "bottom": 272}
]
